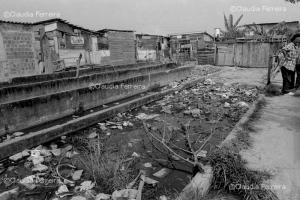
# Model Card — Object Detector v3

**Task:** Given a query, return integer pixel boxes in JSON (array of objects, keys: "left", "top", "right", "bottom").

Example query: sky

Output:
[{"left": 0, "top": 0, "right": 299, "bottom": 35}]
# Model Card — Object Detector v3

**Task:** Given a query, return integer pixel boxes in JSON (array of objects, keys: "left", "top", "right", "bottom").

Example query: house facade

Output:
[
  {"left": 169, "top": 31, "right": 214, "bottom": 63},
  {"left": 135, "top": 34, "right": 170, "bottom": 62},
  {"left": 97, "top": 29, "right": 136, "bottom": 65}
]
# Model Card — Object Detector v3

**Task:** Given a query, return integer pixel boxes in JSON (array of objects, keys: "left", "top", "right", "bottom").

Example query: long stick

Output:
[{"left": 143, "top": 122, "right": 194, "bottom": 165}]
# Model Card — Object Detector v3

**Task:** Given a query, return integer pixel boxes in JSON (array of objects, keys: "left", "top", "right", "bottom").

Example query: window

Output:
[{"left": 97, "top": 36, "right": 109, "bottom": 50}]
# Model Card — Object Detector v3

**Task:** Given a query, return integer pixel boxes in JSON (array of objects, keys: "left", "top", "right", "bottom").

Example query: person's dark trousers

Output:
[
  {"left": 281, "top": 67, "right": 295, "bottom": 94},
  {"left": 295, "top": 64, "right": 300, "bottom": 89}
]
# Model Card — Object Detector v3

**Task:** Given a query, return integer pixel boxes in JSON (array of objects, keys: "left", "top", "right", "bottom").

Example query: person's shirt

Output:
[
  {"left": 296, "top": 45, "right": 300, "bottom": 65},
  {"left": 281, "top": 42, "right": 297, "bottom": 71}
]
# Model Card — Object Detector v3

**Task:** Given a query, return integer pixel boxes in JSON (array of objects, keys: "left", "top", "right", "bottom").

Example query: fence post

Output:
[
  {"left": 267, "top": 56, "right": 272, "bottom": 85},
  {"left": 213, "top": 44, "right": 217, "bottom": 66}
]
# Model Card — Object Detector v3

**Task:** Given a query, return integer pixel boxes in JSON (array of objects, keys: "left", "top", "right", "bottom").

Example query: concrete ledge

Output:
[
  {"left": 0, "top": 63, "right": 176, "bottom": 104},
  {"left": 176, "top": 165, "right": 213, "bottom": 200},
  {"left": 220, "top": 94, "right": 265, "bottom": 148},
  {"left": 0, "top": 62, "right": 162, "bottom": 88}
]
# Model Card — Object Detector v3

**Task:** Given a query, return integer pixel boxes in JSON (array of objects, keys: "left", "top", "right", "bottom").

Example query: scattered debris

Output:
[
  {"left": 32, "top": 164, "right": 48, "bottom": 172},
  {"left": 132, "top": 152, "right": 141, "bottom": 158},
  {"left": 72, "top": 170, "right": 84, "bottom": 181},
  {"left": 56, "top": 185, "right": 69, "bottom": 196},
  {"left": 9, "top": 150, "right": 29, "bottom": 161},
  {"left": 136, "top": 113, "right": 160, "bottom": 120},
  {"left": 204, "top": 78, "right": 215, "bottom": 85},
  {"left": 19, "top": 176, "right": 36, "bottom": 190},
  {"left": 13, "top": 132, "right": 24, "bottom": 137},
  {"left": 79, "top": 181, "right": 95, "bottom": 191},
  {"left": 143, "top": 177, "right": 159, "bottom": 185},
  {"left": 112, "top": 189, "right": 138, "bottom": 200},
  {"left": 197, "top": 150, "right": 207, "bottom": 158},
  {"left": 71, "top": 196, "right": 86, "bottom": 200},
  {"left": 153, "top": 168, "right": 171, "bottom": 178},
  {"left": 88, "top": 132, "right": 98, "bottom": 139},
  {"left": 159, "top": 195, "right": 168, "bottom": 200},
  {"left": 95, "top": 193, "right": 111, "bottom": 200},
  {"left": 51, "top": 149, "right": 62, "bottom": 157},
  {"left": 237, "top": 101, "right": 249, "bottom": 107},
  {"left": 224, "top": 102, "right": 231, "bottom": 108},
  {"left": 143, "top": 163, "right": 152, "bottom": 168}
]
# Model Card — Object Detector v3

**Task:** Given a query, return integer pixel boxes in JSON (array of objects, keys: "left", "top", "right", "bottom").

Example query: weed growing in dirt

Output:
[
  {"left": 72, "top": 137, "right": 137, "bottom": 193},
  {"left": 208, "top": 148, "right": 278, "bottom": 200}
]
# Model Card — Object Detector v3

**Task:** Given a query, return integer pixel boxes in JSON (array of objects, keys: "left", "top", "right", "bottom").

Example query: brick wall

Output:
[{"left": 0, "top": 23, "right": 38, "bottom": 81}]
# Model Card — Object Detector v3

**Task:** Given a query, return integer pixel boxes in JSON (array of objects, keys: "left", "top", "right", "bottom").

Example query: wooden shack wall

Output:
[
  {"left": 107, "top": 31, "right": 136, "bottom": 65},
  {"left": 215, "top": 42, "right": 278, "bottom": 68}
]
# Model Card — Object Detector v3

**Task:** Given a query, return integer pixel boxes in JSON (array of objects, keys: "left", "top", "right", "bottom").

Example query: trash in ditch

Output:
[
  {"left": 72, "top": 170, "right": 84, "bottom": 181},
  {"left": 132, "top": 152, "right": 141, "bottom": 158},
  {"left": 143, "top": 176, "right": 159, "bottom": 185},
  {"left": 204, "top": 78, "right": 215, "bottom": 85},
  {"left": 19, "top": 175, "right": 37, "bottom": 190},
  {"left": 71, "top": 196, "right": 86, "bottom": 200},
  {"left": 95, "top": 193, "right": 111, "bottom": 200},
  {"left": 32, "top": 164, "right": 48, "bottom": 172},
  {"left": 142, "top": 106, "right": 149, "bottom": 111},
  {"left": 9, "top": 150, "right": 29, "bottom": 161},
  {"left": 224, "top": 102, "right": 231, "bottom": 108},
  {"left": 143, "top": 163, "right": 152, "bottom": 168},
  {"left": 159, "top": 195, "right": 168, "bottom": 200},
  {"left": 153, "top": 168, "right": 170, "bottom": 178},
  {"left": 237, "top": 101, "right": 249, "bottom": 107},
  {"left": 13, "top": 132, "right": 24, "bottom": 137},
  {"left": 56, "top": 185, "right": 70, "bottom": 196},
  {"left": 183, "top": 108, "right": 201, "bottom": 118},
  {"left": 197, "top": 150, "right": 207, "bottom": 158},
  {"left": 88, "top": 132, "right": 97, "bottom": 139},
  {"left": 112, "top": 189, "right": 138, "bottom": 200},
  {"left": 162, "top": 105, "right": 172, "bottom": 114},
  {"left": 136, "top": 113, "right": 160, "bottom": 120},
  {"left": 79, "top": 181, "right": 95, "bottom": 191}
]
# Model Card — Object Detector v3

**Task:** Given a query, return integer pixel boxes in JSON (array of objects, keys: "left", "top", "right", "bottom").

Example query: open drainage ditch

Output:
[{"left": 0, "top": 66, "right": 261, "bottom": 200}]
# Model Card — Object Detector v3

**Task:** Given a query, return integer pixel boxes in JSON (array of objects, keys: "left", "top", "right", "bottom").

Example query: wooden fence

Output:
[{"left": 215, "top": 42, "right": 282, "bottom": 68}]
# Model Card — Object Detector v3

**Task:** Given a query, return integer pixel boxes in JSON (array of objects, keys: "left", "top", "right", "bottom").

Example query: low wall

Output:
[
  {"left": 0, "top": 62, "right": 162, "bottom": 88},
  {"left": 0, "top": 63, "right": 177, "bottom": 104},
  {"left": 0, "top": 65, "right": 193, "bottom": 136}
]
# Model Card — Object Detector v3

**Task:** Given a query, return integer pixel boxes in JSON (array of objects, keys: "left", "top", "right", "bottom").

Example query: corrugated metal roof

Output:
[
  {"left": 97, "top": 29, "right": 134, "bottom": 33},
  {"left": 169, "top": 31, "right": 213, "bottom": 38},
  {"left": 33, "top": 18, "right": 96, "bottom": 34},
  {"left": 0, "top": 19, "right": 33, "bottom": 25}
]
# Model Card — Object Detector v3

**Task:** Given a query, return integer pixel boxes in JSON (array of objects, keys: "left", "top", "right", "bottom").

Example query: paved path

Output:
[
  {"left": 240, "top": 94, "right": 300, "bottom": 199},
  {"left": 212, "top": 66, "right": 300, "bottom": 199}
]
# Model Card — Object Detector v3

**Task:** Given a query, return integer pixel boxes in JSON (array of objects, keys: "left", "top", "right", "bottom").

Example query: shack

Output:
[
  {"left": 33, "top": 18, "right": 100, "bottom": 73},
  {"left": 96, "top": 29, "right": 136, "bottom": 65},
  {"left": 0, "top": 20, "right": 39, "bottom": 81},
  {"left": 135, "top": 34, "right": 170, "bottom": 62},
  {"left": 169, "top": 31, "right": 214, "bottom": 64}
]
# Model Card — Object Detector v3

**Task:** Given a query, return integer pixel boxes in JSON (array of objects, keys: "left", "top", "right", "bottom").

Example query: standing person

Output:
[
  {"left": 280, "top": 35, "right": 298, "bottom": 94},
  {"left": 295, "top": 38, "right": 300, "bottom": 89}
]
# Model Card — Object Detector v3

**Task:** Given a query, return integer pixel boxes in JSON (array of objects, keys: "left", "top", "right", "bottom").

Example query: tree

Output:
[
  {"left": 245, "top": 23, "right": 268, "bottom": 37},
  {"left": 268, "top": 21, "right": 294, "bottom": 38},
  {"left": 285, "top": 0, "right": 300, "bottom": 3},
  {"left": 222, "top": 14, "right": 244, "bottom": 39}
]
